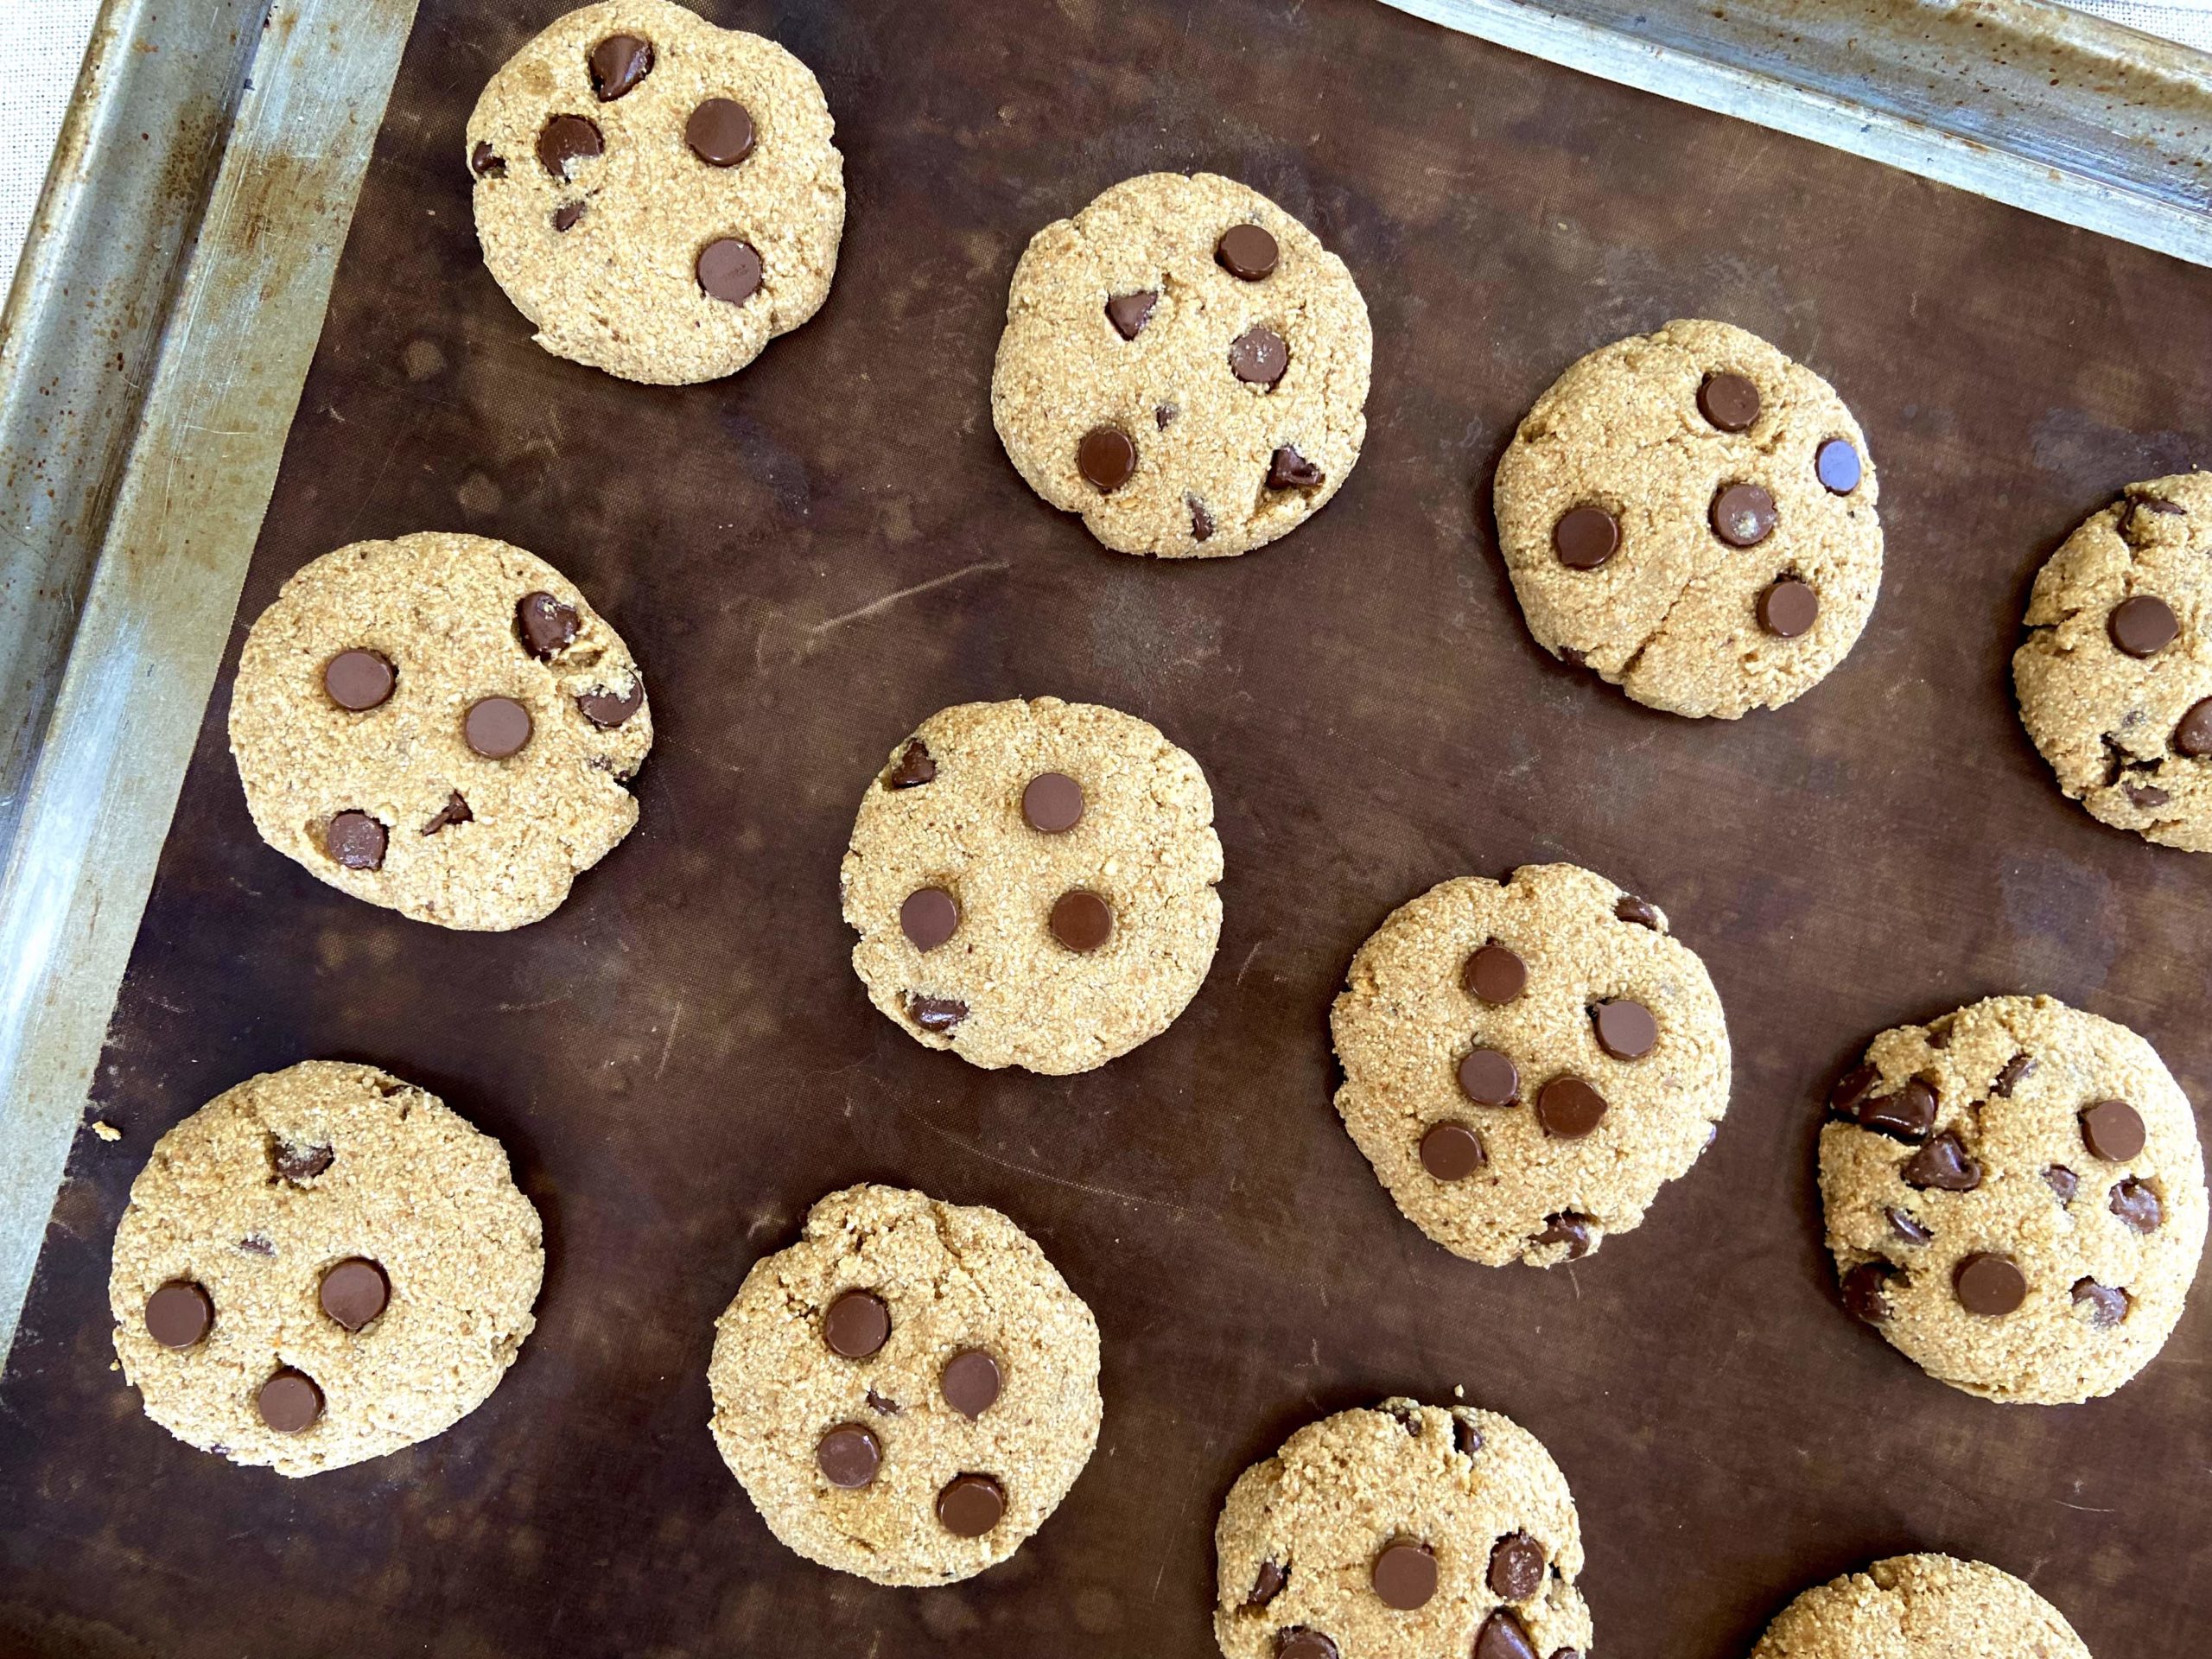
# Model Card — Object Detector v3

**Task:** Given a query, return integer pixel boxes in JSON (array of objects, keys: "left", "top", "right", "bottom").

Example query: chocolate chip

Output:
[
  {"left": 588, "top": 34, "right": 652, "bottom": 99},
  {"left": 1371, "top": 1539, "right": 1437, "bottom": 1610},
  {"left": 1858, "top": 1078, "right": 1937, "bottom": 1143},
  {"left": 1536, "top": 1077, "right": 1607, "bottom": 1139},
  {"left": 326, "top": 811, "right": 386, "bottom": 871},
  {"left": 257, "top": 1369, "right": 323, "bottom": 1433},
  {"left": 272, "top": 1140, "right": 333, "bottom": 1182},
  {"left": 2124, "top": 779, "right": 2171, "bottom": 809},
  {"left": 423, "top": 791, "right": 472, "bottom": 835},
  {"left": 1558, "top": 645, "right": 1586, "bottom": 667},
  {"left": 1925, "top": 1020, "right": 1953, "bottom": 1049},
  {"left": 2041, "top": 1166, "right": 2078, "bottom": 1205},
  {"left": 1476, "top": 1608, "right": 1539, "bottom": 1659},
  {"left": 1489, "top": 1532, "right": 1546, "bottom": 1600},
  {"left": 1421, "top": 1122, "right": 1486, "bottom": 1180},
  {"left": 1383, "top": 1401, "right": 1423, "bottom": 1434},
  {"left": 1758, "top": 578, "right": 1819, "bottom": 638},
  {"left": 1050, "top": 890, "right": 1114, "bottom": 953},
  {"left": 2073, "top": 1279, "right": 2129, "bottom": 1327},
  {"left": 1829, "top": 1064, "right": 1881, "bottom": 1118},
  {"left": 1267, "top": 446, "right": 1323, "bottom": 490},
  {"left": 144, "top": 1281, "right": 213, "bottom": 1349},
  {"left": 1078, "top": 426, "right": 1136, "bottom": 491},
  {"left": 2178, "top": 699, "right": 2212, "bottom": 757},
  {"left": 1155, "top": 404, "right": 1177, "bottom": 429},
  {"left": 906, "top": 994, "right": 967, "bottom": 1033},
  {"left": 1592, "top": 999, "right": 1657, "bottom": 1061},
  {"left": 2111, "top": 1177, "right": 2162, "bottom": 1233},
  {"left": 2081, "top": 1098, "right": 2146, "bottom": 1163},
  {"left": 687, "top": 99, "right": 756, "bottom": 166},
  {"left": 1274, "top": 1632, "right": 1338, "bottom": 1659},
  {"left": 1954, "top": 1252, "right": 2027, "bottom": 1317},
  {"left": 823, "top": 1289, "right": 890, "bottom": 1357},
  {"left": 1992, "top": 1053, "right": 2036, "bottom": 1097},
  {"left": 697, "top": 238, "right": 762, "bottom": 304},
  {"left": 1711, "top": 482, "right": 1778, "bottom": 547},
  {"left": 324, "top": 650, "right": 394, "bottom": 710},
  {"left": 1463, "top": 944, "right": 1528, "bottom": 1004},
  {"left": 238, "top": 1234, "right": 275, "bottom": 1257},
  {"left": 1457, "top": 1048, "right": 1520, "bottom": 1106},
  {"left": 1106, "top": 291, "right": 1156, "bottom": 340},
  {"left": 537, "top": 114, "right": 603, "bottom": 178},
  {"left": 1192, "top": 499, "right": 1215, "bottom": 541},
  {"left": 1249, "top": 1561, "right": 1287, "bottom": 1607},
  {"left": 1022, "top": 772, "right": 1084, "bottom": 833},
  {"left": 885, "top": 740, "right": 936, "bottom": 789},
  {"left": 900, "top": 887, "right": 959, "bottom": 950},
  {"left": 2128, "top": 496, "right": 2188, "bottom": 537},
  {"left": 1815, "top": 437, "right": 1862, "bottom": 494},
  {"left": 1697, "top": 371, "right": 1760, "bottom": 431},
  {"left": 319, "top": 1258, "right": 389, "bottom": 1331},
  {"left": 1535, "top": 1212, "right": 1593, "bottom": 1257},
  {"left": 516, "top": 593, "right": 580, "bottom": 660},
  {"left": 1615, "top": 894, "right": 1662, "bottom": 929},
  {"left": 1840, "top": 1260, "right": 1897, "bottom": 1324},
  {"left": 553, "top": 201, "right": 585, "bottom": 232},
  {"left": 469, "top": 141, "right": 505, "bottom": 179},
  {"left": 1886, "top": 1206, "right": 1932, "bottom": 1244},
  {"left": 936, "top": 1473, "right": 1005, "bottom": 1537},
  {"left": 1216, "top": 223, "right": 1278, "bottom": 279},
  {"left": 1902, "top": 1130, "right": 1980, "bottom": 1192},
  {"left": 1453, "top": 1415, "right": 1484, "bottom": 1456},
  {"left": 1552, "top": 505, "right": 1619, "bottom": 569},
  {"left": 575, "top": 680, "right": 644, "bottom": 728},
  {"left": 1230, "top": 327, "right": 1289, "bottom": 388},
  {"left": 2108, "top": 594, "right": 2178, "bottom": 658},
  {"left": 941, "top": 1348, "right": 1001, "bottom": 1418},
  {"left": 816, "top": 1423, "right": 880, "bottom": 1488},
  {"left": 465, "top": 696, "right": 532, "bottom": 759}
]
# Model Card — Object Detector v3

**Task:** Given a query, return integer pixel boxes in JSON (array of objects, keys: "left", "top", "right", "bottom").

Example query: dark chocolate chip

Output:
[
  {"left": 1954, "top": 1251, "right": 2027, "bottom": 1316},
  {"left": 2109, "top": 594, "right": 2179, "bottom": 658},
  {"left": 936, "top": 1473, "right": 1005, "bottom": 1537},
  {"left": 1421, "top": 1121, "right": 1486, "bottom": 1180},
  {"left": 552, "top": 201, "right": 585, "bottom": 232},
  {"left": 687, "top": 99, "right": 756, "bottom": 166},
  {"left": 1885, "top": 1206, "right": 1932, "bottom": 1244},
  {"left": 1592, "top": 998, "right": 1657, "bottom": 1061},
  {"left": 1758, "top": 578, "right": 1819, "bottom": 638},
  {"left": 1840, "top": 1260, "right": 1897, "bottom": 1324},
  {"left": 2081, "top": 1098, "right": 2146, "bottom": 1163},
  {"left": 319, "top": 1258, "right": 390, "bottom": 1332},
  {"left": 885, "top": 740, "right": 936, "bottom": 789},
  {"left": 2073, "top": 1279, "right": 2129, "bottom": 1327},
  {"left": 272, "top": 1140, "right": 334, "bottom": 1182},
  {"left": 1230, "top": 326, "right": 1289, "bottom": 388},
  {"left": 1992, "top": 1053, "right": 2036, "bottom": 1097},
  {"left": 2044, "top": 1165, "right": 2079, "bottom": 1202},
  {"left": 1815, "top": 437, "right": 1862, "bottom": 494},
  {"left": 469, "top": 141, "right": 505, "bottom": 179},
  {"left": 1711, "top": 482, "right": 1778, "bottom": 547},
  {"left": 866, "top": 1389, "right": 900, "bottom": 1414},
  {"left": 257, "top": 1369, "right": 323, "bottom": 1433},
  {"left": 1078, "top": 426, "right": 1136, "bottom": 491},
  {"left": 1274, "top": 1631, "right": 1338, "bottom": 1659},
  {"left": 1829, "top": 1064, "right": 1881, "bottom": 1118},
  {"left": 1267, "top": 446, "right": 1323, "bottom": 490},
  {"left": 1457, "top": 1048, "right": 1520, "bottom": 1107},
  {"left": 1535, "top": 1213, "right": 1594, "bottom": 1258},
  {"left": 1022, "top": 772, "right": 1084, "bottom": 833},
  {"left": 941, "top": 1348, "right": 1001, "bottom": 1418},
  {"left": 816, "top": 1423, "right": 880, "bottom": 1488},
  {"left": 1552, "top": 505, "right": 1619, "bottom": 569},
  {"left": 1192, "top": 499, "right": 1215, "bottom": 541},
  {"left": 1476, "top": 1608, "right": 1539, "bottom": 1659},
  {"left": 1371, "top": 1539, "right": 1437, "bottom": 1610},
  {"left": 1536, "top": 1077, "right": 1607, "bottom": 1139},
  {"left": 906, "top": 994, "right": 967, "bottom": 1033},
  {"left": 517, "top": 593, "right": 579, "bottom": 658},
  {"left": 823, "top": 1289, "right": 890, "bottom": 1357},
  {"left": 1858, "top": 1079, "right": 1937, "bottom": 1143},
  {"left": 575, "top": 680, "right": 644, "bottom": 728},
  {"left": 465, "top": 696, "right": 532, "bottom": 759},
  {"left": 1488, "top": 1532, "right": 1546, "bottom": 1600},
  {"left": 1249, "top": 1561, "right": 1287, "bottom": 1607},
  {"left": 423, "top": 791, "right": 472, "bottom": 835},
  {"left": 1453, "top": 1415, "right": 1484, "bottom": 1456},
  {"left": 1697, "top": 371, "right": 1760, "bottom": 431},
  {"left": 536, "top": 114, "right": 603, "bottom": 178},
  {"left": 697, "top": 238, "right": 762, "bottom": 303},
  {"left": 238, "top": 1234, "right": 275, "bottom": 1257},
  {"left": 2124, "top": 779, "right": 2171, "bottom": 809},
  {"left": 900, "top": 887, "right": 959, "bottom": 951},
  {"left": 588, "top": 34, "right": 652, "bottom": 100},
  {"left": 1615, "top": 894, "right": 1662, "bottom": 929},
  {"left": 1050, "top": 890, "right": 1114, "bottom": 953},
  {"left": 1106, "top": 290, "right": 1157, "bottom": 340},
  {"left": 1155, "top": 404, "right": 1177, "bottom": 429},
  {"left": 326, "top": 811, "right": 386, "bottom": 871},
  {"left": 145, "top": 1281, "right": 213, "bottom": 1349},
  {"left": 2111, "top": 1178, "right": 2163, "bottom": 1233},
  {"left": 1216, "top": 224, "right": 1279, "bottom": 279},
  {"left": 2177, "top": 698, "right": 2212, "bottom": 757},
  {"left": 1463, "top": 944, "right": 1528, "bottom": 1005},
  {"left": 1902, "top": 1130, "right": 1980, "bottom": 1192},
  {"left": 324, "top": 650, "right": 394, "bottom": 710}
]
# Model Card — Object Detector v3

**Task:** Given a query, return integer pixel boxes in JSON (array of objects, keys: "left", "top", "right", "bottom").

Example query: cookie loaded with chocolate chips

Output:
[
  {"left": 1332, "top": 864, "right": 1731, "bottom": 1267},
  {"left": 229, "top": 532, "right": 650, "bottom": 930},
  {"left": 840, "top": 697, "right": 1224, "bottom": 1073},
  {"left": 1821, "top": 994, "right": 2206, "bottom": 1403},
  {"left": 991, "top": 172, "right": 1372, "bottom": 557}
]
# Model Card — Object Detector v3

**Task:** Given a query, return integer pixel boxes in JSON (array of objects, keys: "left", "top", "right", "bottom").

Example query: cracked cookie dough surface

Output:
[
  {"left": 2013, "top": 472, "right": 2212, "bottom": 851},
  {"left": 1332, "top": 864, "right": 1731, "bottom": 1267},
  {"left": 840, "top": 696, "right": 1224, "bottom": 1073},
  {"left": 467, "top": 0, "right": 843, "bottom": 385},
  {"left": 109, "top": 1061, "right": 543, "bottom": 1478},
  {"left": 1821, "top": 994, "right": 2207, "bottom": 1404},
  {"left": 991, "top": 172, "right": 1372, "bottom": 558},
  {"left": 230, "top": 531, "right": 652, "bottom": 931},
  {"left": 1494, "top": 319, "right": 1882, "bottom": 718},
  {"left": 708, "top": 1185, "right": 1102, "bottom": 1586},
  {"left": 1750, "top": 1554, "right": 2091, "bottom": 1659},
  {"left": 1214, "top": 1399, "right": 1592, "bottom": 1659}
]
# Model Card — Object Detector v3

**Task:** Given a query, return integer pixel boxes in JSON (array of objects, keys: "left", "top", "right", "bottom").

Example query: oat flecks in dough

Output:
[
  {"left": 840, "top": 696, "right": 1224, "bottom": 1074},
  {"left": 1213, "top": 1400, "right": 1592, "bottom": 1659},
  {"left": 1820, "top": 993, "right": 2207, "bottom": 1404},
  {"left": 2013, "top": 471, "right": 2212, "bottom": 851},
  {"left": 467, "top": 0, "right": 844, "bottom": 385},
  {"left": 992, "top": 172, "right": 1373, "bottom": 558},
  {"left": 1332, "top": 863, "right": 1732, "bottom": 1267},
  {"left": 107, "top": 1061, "right": 543, "bottom": 1478},
  {"left": 1750, "top": 1554, "right": 2091, "bottom": 1659},
  {"left": 1493, "top": 319, "right": 1884, "bottom": 718},
  {"left": 229, "top": 531, "right": 652, "bottom": 931},
  {"left": 707, "top": 1184, "right": 1102, "bottom": 1586}
]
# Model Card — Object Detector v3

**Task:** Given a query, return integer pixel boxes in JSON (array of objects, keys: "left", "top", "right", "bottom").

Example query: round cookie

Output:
[
  {"left": 708, "top": 1184, "right": 1102, "bottom": 1586},
  {"left": 991, "top": 172, "right": 1373, "bottom": 558},
  {"left": 1214, "top": 1398, "right": 1592, "bottom": 1659},
  {"left": 1820, "top": 993, "right": 2208, "bottom": 1403},
  {"left": 230, "top": 531, "right": 652, "bottom": 931},
  {"left": 2014, "top": 472, "right": 2212, "bottom": 851},
  {"left": 109, "top": 1061, "right": 543, "bottom": 1478},
  {"left": 839, "top": 696, "right": 1224, "bottom": 1073},
  {"left": 466, "top": 0, "right": 843, "bottom": 385},
  {"left": 1332, "top": 864, "right": 1731, "bottom": 1267},
  {"left": 1750, "top": 1554, "right": 2090, "bottom": 1659},
  {"left": 1493, "top": 319, "right": 1882, "bottom": 718}
]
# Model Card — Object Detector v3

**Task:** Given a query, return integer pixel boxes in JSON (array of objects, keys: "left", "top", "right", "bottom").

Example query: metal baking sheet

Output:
[{"left": 4, "top": 0, "right": 2212, "bottom": 1654}]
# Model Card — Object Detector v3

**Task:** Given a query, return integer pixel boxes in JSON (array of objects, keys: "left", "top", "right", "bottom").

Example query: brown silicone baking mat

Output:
[{"left": 5, "top": 0, "right": 2212, "bottom": 1652}]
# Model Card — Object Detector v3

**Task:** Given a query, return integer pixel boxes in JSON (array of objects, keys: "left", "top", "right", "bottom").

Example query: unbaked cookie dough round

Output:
[
  {"left": 108, "top": 1061, "right": 543, "bottom": 1478},
  {"left": 2014, "top": 472, "right": 2212, "bottom": 851},
  {"left": 1214, "top": 1398, "right": 1592, "bottom": 1659},
  {"left": 991, "top": 171, "right": 1372, "bottom": 558},
  {"left": 708, "top": 1184, "right": 1102, "bottom": 1586},
  {"left": 1821, "top": 994, "right": 2207, "bottom": 1404},
  {"left": 466, "top": 0, "right": 844, "bottom": 385},
  {"left": 1332, "top": 864, "right": 1731, "bottom": 1267},
  {"left": 1493, "top": 319, "right": 1882, "bottom": 718},
  {"left": 230, "top": 531, "right": 652, "bottom": 931},
  {"left": 839, "top": 696, "right": 1224, "bottom": 1073},
  {"left": 1750, "top": 1554, "right": 2090, "bottom": 1659}
]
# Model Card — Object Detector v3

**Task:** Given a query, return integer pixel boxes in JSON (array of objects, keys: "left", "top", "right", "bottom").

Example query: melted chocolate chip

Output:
[
  {"left": 2073, "top": 1279, "right": 2129, "bottom": 1326},
  {"left": 1535, "top": 1212, "right": 1594, "bottom": 1258},
  {"left": 1249, "top": 1561, "right": 1287, "bottom": 1607},
  {"left": 576, "top": 680, "right": 645, "bottom": 728},
  {"left": 1829, "top": 1064, "right": 1881, "bottom": 1118},
  {"left": 1267, "top": 446, "right": 1323, "bottom": 490},
  {"left": 1858, "top": 1078, "right": 1937, "bottom": 1143},
  {"left": 687, "top": 99, "right": 756, "bottom": 167},
  {"left": 1991, "top": 1053, "right": 2036, "bottom": 1097},
  {"left": 537, "top": 114, "right": 603, "bottom": 178},
  {"left": 2044, "top": 1165, "right": 2079, "bottom": 1203},
  {"left": 906, "top": 994, "right": 967, "bottom": 1033},
  {"left": 2111, "top": 1178, "right": 2162, "bottom": 1233},
  {"left": 517, "top": 592, "right": 579, "bottom": 658},
  {"left": 1840, "top": 1260, "right": 1897, "bottom": 1324},
  {"left": 1885, "top": 1206, "right": 1932, "bottom": 1244},
  {"left": 588, "top": 34, "right": 652, "bottom": 100},
  {"left": 469, "top": 141, "right": 505, "bottom": 179},
  {"left": 423, "top": 791, "right": 472, "bottom": 835},
  {"left": 1489, "top": 1532, "right": 1546, "bottom": 1600},
  {"left": 1615, "top": 894, "right": 1662, "bottom": 929},
  {"left": 1476, "top": 1609, "right": 1539, "bottom": 1659},
  {"left": 885, "top": 740, "right": 935, "bottom": 789},
  {"left": 1902, "top": 1130, "right": 1980, "bottom": 1192}
]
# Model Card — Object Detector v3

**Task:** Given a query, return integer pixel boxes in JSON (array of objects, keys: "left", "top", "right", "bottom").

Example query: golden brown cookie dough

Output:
[{"left": 1750, "top": 1554, "right": 2090, "bottom": 1659}]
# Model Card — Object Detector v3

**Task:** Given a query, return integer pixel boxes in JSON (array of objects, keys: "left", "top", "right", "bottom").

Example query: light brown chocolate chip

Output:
[
  {"left": 1591, "top": 998, "right": 1657, "bottom": 1060},
  {"left": 823, "top": 1289, "right": 890, "bottom": 1358},
  {"left": 697, "top": 238, "right": 762, "bottom": 304},
  {"left": 257, "top": 1368, "right": 323, "bottom": 1433},
  {"left": 324, "top": 650, "right": 394, "bottom": 710},
  {"left": 900, "top": 887, "right": 959, "bottom": 951},
  {"left": 464, "top": 696, "right": 532, "bottom": 759},
  {"left": 319, "top": 1258, "right": 390, "bottom": 1332},
  {"left": 1370, "top": 1539, "right": 1436, "bottom": 1610},
  {"left": 326, "top": 811, "right": 386, "bottom": 871},
  {"left": 816, "top": 1422, "right": 880, "bottom": 1488},
  {"left": 941, "top": 1348, "right": 1001, "bottom": 1418},
  {"left": 1021, "top": 772, "right": 1084, "bottom": 833},
  {"left": 144, "top": 1281, "right": 213, "bottom": 1349}
]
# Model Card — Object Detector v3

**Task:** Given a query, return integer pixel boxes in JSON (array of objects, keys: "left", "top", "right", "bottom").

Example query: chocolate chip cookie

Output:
[
  {"left": 1214, "top": 1399, "right": 1592, "bottom": 1659},
  {"left": 230, "top": 531, "right": 651, "bottom": 931},
  {"left": 840, "top": 696, "right": 1224, "bottom": 1073},
  {"left": 1493, "top": 319, "right": 1882, "bottom": 718},
  {"left": 467, "top": 0, "right": 843, "bottom": 384},
  {"left": 708, "top": 1184, "right": 1102, "bottom": 1586},
  {"left": 2014, "top": 472, "right": 2212, "bottom": 850},
  {"left": 1332, "top": 864, "right": 1731, "bottom": 1267},
  {"left": 991, "top": 172, "right": 1372, "bottom": 558},
  {"left": 109, "top": 1061, "right": 543, "bottom": 1478},
  {"left": 1751, "top": 1554, "right": 2090, "bottom": 1659},
  {"left": 1821, "top": 994, "right": 2208, "bottom": 1403}
]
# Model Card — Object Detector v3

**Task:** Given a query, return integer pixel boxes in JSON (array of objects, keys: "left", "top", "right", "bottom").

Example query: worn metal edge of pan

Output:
[
  {"left": 0, "top": 0, "right": 419, "bottom": 1365},
  {"left": 1379, "top": 0, "right": 2212, "bottom": 270}
]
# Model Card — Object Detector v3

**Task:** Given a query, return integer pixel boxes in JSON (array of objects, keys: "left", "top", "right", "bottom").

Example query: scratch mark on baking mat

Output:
[
  {"left": 807, "top": 560, "right": 1008, "bottom": 635},
  {"left": 902, "top": 1108, "right": 1191, "bottom": 1219}
]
